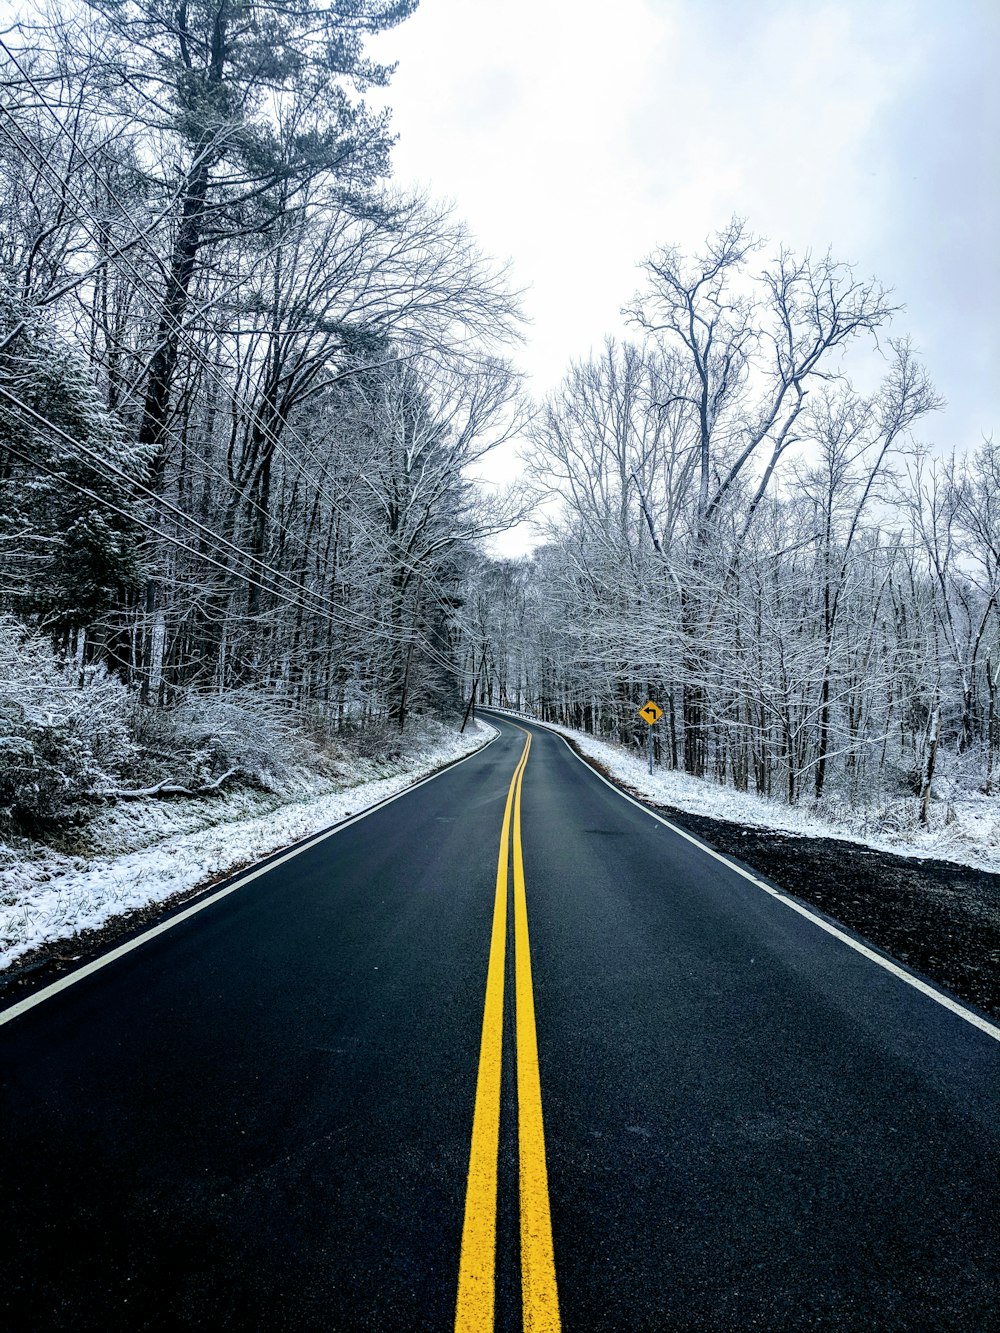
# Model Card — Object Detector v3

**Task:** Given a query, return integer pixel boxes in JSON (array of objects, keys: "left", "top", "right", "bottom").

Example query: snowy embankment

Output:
[
  {"left": 0, "top": 719, "right": 495, "bottom": 971},
  {"left": 497, "top": 710, "right": 1000, "bottom": 874}
]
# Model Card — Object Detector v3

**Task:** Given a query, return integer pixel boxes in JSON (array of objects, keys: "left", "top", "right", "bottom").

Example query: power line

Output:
[
  {"left": 0, "top": 432, "right": 351, "bottom": 632},
  {"left": 0, "top": 382, "right": 381, "bottom": 636},
  {"left": 0, "top": 54, "right": 491, "bottom": 636},
  {"left": 0, "top": 51, "right": 490, "bottom": 605},
  {"left": 0, "top": 390, "right": 463, "bottom": 677},
  {"left": 0, "top": 90, "right": 471, "bottom": 674}
]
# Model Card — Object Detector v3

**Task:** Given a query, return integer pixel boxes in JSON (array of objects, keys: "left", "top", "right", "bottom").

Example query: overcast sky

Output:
[{"left": 371, "top": 0, "right": 999, "bottom": 548}]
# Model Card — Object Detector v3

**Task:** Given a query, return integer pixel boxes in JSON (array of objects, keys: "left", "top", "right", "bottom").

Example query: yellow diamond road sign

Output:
[{"left": 639, "top": 700, "right": 663, "bottom": 725}]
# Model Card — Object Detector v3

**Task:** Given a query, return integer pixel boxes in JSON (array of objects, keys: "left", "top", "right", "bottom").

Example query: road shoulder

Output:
[
  {"left": 489, "top": 709, "right": 1000, "bottom": 1025},
  {"left": 0, "top": 721, "right": 498, "bottom": 1014}
]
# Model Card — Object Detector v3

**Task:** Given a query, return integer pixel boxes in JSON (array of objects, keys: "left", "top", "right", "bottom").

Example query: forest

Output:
[
  {"left": 474, "top": 228, "right": 1000, "bottom": 828},
  {"left": 1, "top": 0, "right": 998, "bottom": 845}
]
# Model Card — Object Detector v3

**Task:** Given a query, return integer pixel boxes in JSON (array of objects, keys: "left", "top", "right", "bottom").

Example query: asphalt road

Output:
[{"left": 1, "top": 715, "right": 998, "bottom": 1331}]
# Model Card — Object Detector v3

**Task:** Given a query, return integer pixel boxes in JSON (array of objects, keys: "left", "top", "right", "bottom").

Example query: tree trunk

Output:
[
  {"left": 139, "top": 159, "right": 211, "bottom": 479},
  {"left": 814, "top": 670, "right": 831, "bottom": 800},
  {"left": 920, "top": 704, "right": 940, "bottom": 827}
]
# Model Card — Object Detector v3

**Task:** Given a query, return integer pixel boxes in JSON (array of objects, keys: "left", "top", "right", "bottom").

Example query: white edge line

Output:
[
  {"left": 485, "top": 709, "right": 1000, "bottom": 1045},
  {"left": 0, "top": 725, "right": 501, "bottom": 1028}
]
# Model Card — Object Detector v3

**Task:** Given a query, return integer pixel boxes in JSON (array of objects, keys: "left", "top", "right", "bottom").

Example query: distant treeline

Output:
[{"left": 467, "top": 224, "right": 999, "bottom": 823}]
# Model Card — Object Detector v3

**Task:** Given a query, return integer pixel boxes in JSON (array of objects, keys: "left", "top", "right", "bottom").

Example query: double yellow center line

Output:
[{"left": 455, "top": 729, "right": 561, "bottom": 1331}]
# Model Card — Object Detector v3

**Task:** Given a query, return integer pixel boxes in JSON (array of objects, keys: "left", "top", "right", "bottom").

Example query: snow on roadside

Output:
[
  {"left": 496, "top": 710, "right": 1000, "bottom": 874},
  {"left": 0, "top": 719, "right": 496, "bottom": 970}
]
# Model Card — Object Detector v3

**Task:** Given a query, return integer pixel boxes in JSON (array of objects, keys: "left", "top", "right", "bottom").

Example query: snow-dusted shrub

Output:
[
  {"left": 128, "top": 688, "right": 321, "bottom": 791},
  {"left": 339, "top": 720, "right": 404, "bottom": 762},
  {"left": 0, "top": 616, "right": 135, "bottom": 830}
]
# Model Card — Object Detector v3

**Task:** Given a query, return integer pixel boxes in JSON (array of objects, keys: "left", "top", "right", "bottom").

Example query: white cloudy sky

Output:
[{"left": 371, "top": 0, "right": 999, "bottom": 546}]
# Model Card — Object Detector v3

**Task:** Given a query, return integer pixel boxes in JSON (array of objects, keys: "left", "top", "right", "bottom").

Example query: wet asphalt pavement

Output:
[{"left": 1, "top": 715, "right": 998, "bottom": 1330}]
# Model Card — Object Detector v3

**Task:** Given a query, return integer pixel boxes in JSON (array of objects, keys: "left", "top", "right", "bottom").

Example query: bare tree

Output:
[{"left": 624, "top": 219, "right": 902, "bottom": 773}]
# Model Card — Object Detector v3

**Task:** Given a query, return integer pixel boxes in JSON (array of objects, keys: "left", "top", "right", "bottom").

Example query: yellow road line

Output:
[
  {"left": 455, "top": 728, "right": 560, "bottom": 1332},
  {"left": 512, "top": 735, "right": 561, "bottom": 1331},
  {"left": 455, "top": 735, "right": 530, "bottom": 1332}
]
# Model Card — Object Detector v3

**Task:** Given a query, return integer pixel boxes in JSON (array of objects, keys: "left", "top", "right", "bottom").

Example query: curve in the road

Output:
[{"left": 1, "top": 713, "right": 997, "bottom": 1331}]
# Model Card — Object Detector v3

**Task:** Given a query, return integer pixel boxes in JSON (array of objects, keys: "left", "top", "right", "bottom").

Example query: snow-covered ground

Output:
[
  {"left": 0, "top": 719, "right": 495, "bottom": 970},
  {"left": 495, "top": 710, "right": 1000, "bottom": 874},
  {"left": 5, "top": 707, "right": 996, "bottom": 976}
]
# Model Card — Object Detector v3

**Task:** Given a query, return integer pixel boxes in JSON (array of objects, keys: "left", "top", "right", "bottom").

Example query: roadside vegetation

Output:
[
  {"left": 1, "top": 5, "right": 997, "bottom": 969},
  {"left": 468, "top": 225, "right": 1000, "bottom": 842},
  {"left": 0, "top": 2, "right": 521, "bottom": 852}
]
